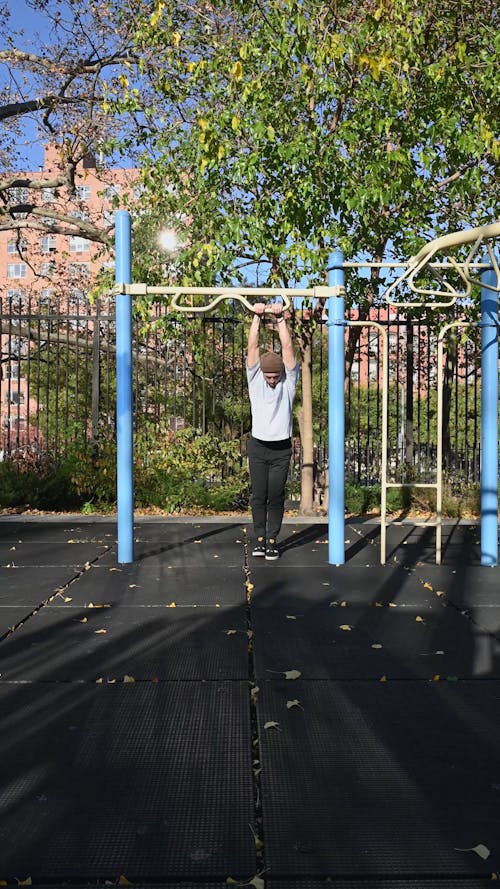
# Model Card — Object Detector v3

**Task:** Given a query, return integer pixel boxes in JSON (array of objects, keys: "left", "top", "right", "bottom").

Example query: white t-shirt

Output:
[{"left": 247, "top": 361, "right": 299, "bottom": 441}]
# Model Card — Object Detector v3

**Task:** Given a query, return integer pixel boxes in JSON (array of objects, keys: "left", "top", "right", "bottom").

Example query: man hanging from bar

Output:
[{"left": 246, "top": 302, "right": 299, "bottom": 560}]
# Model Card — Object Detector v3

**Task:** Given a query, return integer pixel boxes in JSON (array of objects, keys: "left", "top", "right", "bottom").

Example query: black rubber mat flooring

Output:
[
  {"left": 249, "top": 563, "right": 445, "bottom": 607},
  {"left": 98, "top": 522, "right": 246, "bottom": 568},
  {"left": 252, "top": 601, "right": 492, "bottom": 679},
  {"left": 0, "top": 681, "right": 255, "bottom": 880},
  {"left": 0, "top": 603, "right": 248, "bottom": 681},
  {"left": 270, "top": 881, "right": 496, "bottom": 888},
  {"left": 1, "top": 519, "right": 499, "bottom": 885},
  {"left": 257, "top": 679, "right": 500, "bottom": 877},
  {"left": 64, "top": 563, "right": 247, "bottom": 607},
  {"left": 0, "top": 565, "right": 88, "bottom": 606},
  {"left": 275, "top": 522, "right": 482, "bottom": 567}
]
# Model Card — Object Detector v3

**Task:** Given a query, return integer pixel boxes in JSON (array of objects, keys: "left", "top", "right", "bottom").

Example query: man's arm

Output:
[
  {"left": 247, "top": 302, "right": 266, "bottom": 367},
  {"left": 271, "top": 304, "right": 296, "bottom": 369}
]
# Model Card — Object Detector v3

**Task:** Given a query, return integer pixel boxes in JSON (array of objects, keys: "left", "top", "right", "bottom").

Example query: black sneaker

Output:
[
  {"left": 252, "top": 537, "right": 266, "bottom": 557},
  {"left": 265, "top": 539, "right": 279, "bottom": 561}
]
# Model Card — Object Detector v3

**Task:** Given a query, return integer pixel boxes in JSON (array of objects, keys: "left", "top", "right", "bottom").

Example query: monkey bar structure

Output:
[{"left": 115, "top": 211, "right": 499, "bottom": 567}]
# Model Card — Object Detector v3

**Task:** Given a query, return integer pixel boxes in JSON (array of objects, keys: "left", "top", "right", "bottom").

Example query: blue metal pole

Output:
[
  {"left": 115, "top": 210, "right": 134, "bottom": 563},
  {"left": 328, "top": 250, "right": 345, "bottom": 564},
  {"left": 480, "top": 262, "right": 498, "bottom": 566}
]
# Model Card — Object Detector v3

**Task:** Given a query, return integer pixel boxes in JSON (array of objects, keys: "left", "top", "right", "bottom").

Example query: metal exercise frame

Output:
[{"left": 115, "top": 210, "right": 499, "bottom": 566}]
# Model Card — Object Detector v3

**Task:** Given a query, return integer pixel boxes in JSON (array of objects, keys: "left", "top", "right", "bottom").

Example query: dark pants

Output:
[{"left": 247, "top": 436, "right": 292, "bottom": 540}]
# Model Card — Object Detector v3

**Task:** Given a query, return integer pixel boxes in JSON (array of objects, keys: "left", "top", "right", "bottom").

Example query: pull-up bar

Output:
[{"left": 114, "top": 210, "right": 346, "bottom": 564}]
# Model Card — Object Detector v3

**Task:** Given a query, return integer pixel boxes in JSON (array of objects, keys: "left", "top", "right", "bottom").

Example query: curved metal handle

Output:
[
  {"left": 385, "top": 222, "right": 500, "bottom": 307},
  {"left": 170, "top": 291, "right": 291, "bottom": 314}
]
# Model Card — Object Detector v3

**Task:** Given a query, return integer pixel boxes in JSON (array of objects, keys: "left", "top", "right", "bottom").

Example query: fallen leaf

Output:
[
  {"left": 109, "top": 567, "right": 121, "bottom": 572},
  {"left": 388, "top": 602, "right": 398, "bottom": 608},
  {"left": 247, "top": 629, "right": 254, "bottom": 639},
  {"left": 167, "top": 602, "right": 176, "bottom": 608},
  {"left": 455, "top": 843, "right": 490, "bottom": 860},
  {"left": 16, "top": 879, "right": 32, "bottom": 886},
  {"left": 380, "top": 675, "right": 387, "bottom": 682},
  {"left": 87, "top": 603, "right": 111, "bottom": 609},
  {"left": 78, "top": 617, "right": 88, "bottom": 623},
  {"left": 339, "top": 624, "right": 352, "bottom": 631},
  {"left": 94, "top": 629, "right": 107, "bottom": 634},
  {"left": 96, "top": 677, "right": 103, "bottom": 683},
  {"left": 250, "top": 685, "right": 259, "bottom": 702},
  {"left": 119, "top": 876, "right": 133, "bottom": 886},
  {"left": 249, "top": 878, "right": 265, "bottom": 889},
  {"left": 225, "top": 630, "right": 237, "bottom": 635},
  {"left": 286, "top": 699, "right": 302, "bottom": 709},
  {"left": 263, "top": 721, "right": 281, "bottom": 730},
  {"left": 286, "top": 614, "right": 297, "bottom": 620},
  {"left": 415, "top": 616, "right": 425, "bottom": 623},
  {"left": 123, "top": 675, "right": 135, "bottom": 683},
  {"left": 375, "top": 602, "right": 383, "bottom": 608},
  {"left": 433, "top": 675, "right": 440, "bottom": 681},
  {"left": 329, "top": 601, "right": 339, "bottom": 607},
  {"left": 371, "top": 643, "right": 383, "bottom": 649},
  {"left": 284, "top": 669, "right": 301, "bottom": 680},
  {"left": 246, "top": 581, "right": 254, "bottom": 592},
  {"left": 128, "top": 584, "right": 139, "bottom": 589},
  {"left": 436, "top": 590, "right": 445, "bottom": 597},
  {"left": 423, "top": 582, "right": 433, "bottom": 590}
]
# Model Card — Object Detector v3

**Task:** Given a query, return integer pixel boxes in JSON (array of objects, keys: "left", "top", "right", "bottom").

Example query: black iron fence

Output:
[{"left": 0, "top": 293, "right": 490, "bottom": 499}]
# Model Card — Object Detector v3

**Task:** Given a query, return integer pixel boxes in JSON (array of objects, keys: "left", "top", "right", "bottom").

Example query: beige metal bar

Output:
[
  {"left": 342, "top": 261, "right": 493, "bottom": 269},
  {"left": 113, "top": 283, "right": 344, "bottom": 305}
]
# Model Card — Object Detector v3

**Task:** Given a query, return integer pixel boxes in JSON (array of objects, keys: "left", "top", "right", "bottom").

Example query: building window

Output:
[
  {"left": 7, "top": 263, "right": 27, "bottom": 279},
  {"left": 42, "top": 187, "right": 57, "bottom": 203},
  {"left": 41, "top": 235, "right": 57, "bottom": 254},
  {"left": 69, "top": 288, "right": 87, "bottom": 304},
  {"left": 4, "top": 390, "right": 25, "bottom": 405},
  {"left": 6, "top": 289, "right": 27, "bottom": 310},
  {"left": 9, "top": 337, "right": 28, "bottom": 357},
  {"left": 40, "top": 262, "right": 56, "bottom": 277},
  {"left": 68, "top": 262, "right": 90, "bottom": 278},
  {"left": 75, "top": 185, "right": 91, "bottom": 200},
  {"left": 69, "top": 210, "right": 90, "bottom": 221},
  {"left": 40, "top": 289, "right": 54, "bottom": 306},
  {"left": 69, "top": 236, "right": 90, "bottom": 253},
  {"left": 8, "top": 187, "right": 29, "bottom": 203},
  {"left": 5, "top": 364, "right": 20, "bottom": 380},
  {"left": 104, "top": 184, "right": 120, "bottom": 201},
  {"left": 7, "top": 238, "right": 28, "bottom": 254}
]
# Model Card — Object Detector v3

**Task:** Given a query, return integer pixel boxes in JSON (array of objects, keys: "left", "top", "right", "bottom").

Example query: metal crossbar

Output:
[{"left": 113, "top": 283, "right": 345, "bottom": 311}]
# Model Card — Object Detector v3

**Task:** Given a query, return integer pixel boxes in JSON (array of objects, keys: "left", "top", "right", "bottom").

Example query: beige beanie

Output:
[{"left": 260, "top": 351, "right": 284, "bottom": 374}]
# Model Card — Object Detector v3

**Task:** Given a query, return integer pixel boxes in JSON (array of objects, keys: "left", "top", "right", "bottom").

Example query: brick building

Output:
[{"left": 0, "top": 144, "right": 138, "bottom": 453}]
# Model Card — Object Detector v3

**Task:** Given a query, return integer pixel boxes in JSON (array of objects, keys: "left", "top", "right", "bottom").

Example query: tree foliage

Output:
[{"left": 114, "top": 0, "right": 500, "bottom": 288}]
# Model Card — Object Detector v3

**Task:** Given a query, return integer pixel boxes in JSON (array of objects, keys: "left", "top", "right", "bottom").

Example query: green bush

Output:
[{"left": 0, "top": 455, "right": 83, "bottom": 510}]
